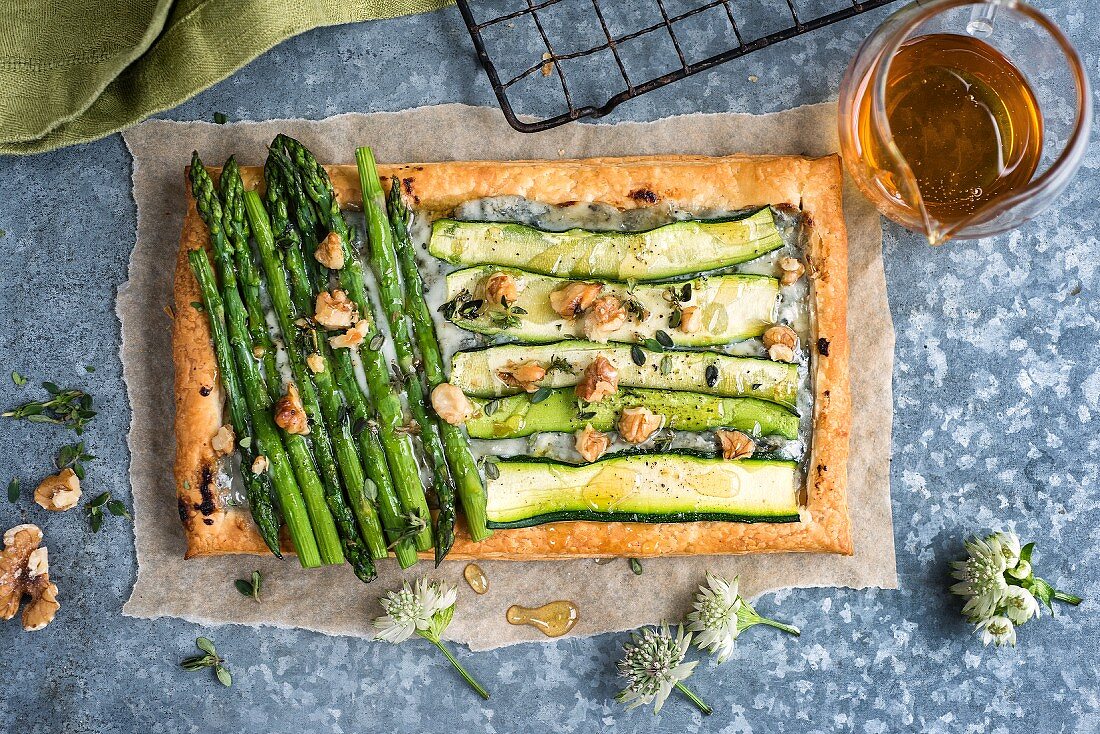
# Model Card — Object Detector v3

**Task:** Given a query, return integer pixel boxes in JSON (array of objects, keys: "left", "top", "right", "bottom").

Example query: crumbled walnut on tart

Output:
[
  {"left": 432, "top": 383, "right": 475, "bottom": 426},
  {"left": 549, "top": 282, "right": 603, "bottom": 319},
  {"left": 763, "top": 324, "right": 797, "bottom": 350},
  {"left": 619, "top": 406, "right": 663, "bottom": 444},
  {"left": 582, "top": 295, "right": 627, "bottom": 343},
  {"left": 274, "top": 384, "right": 310, "bottom": 435},
  {"left": 314, "top": 290, "right": 359, "bottom": 329},
  {"left": 779, "top": 256, "right": 805, "bottom": 285},
  {"left": 575, "top": 424, "right": 610, "bottom": 463},
  {"left": 251, "top": 455, "right": 270, "bottom": 475},
  {"left": 481, "top": 272, "right": 520, "bottom": 308},
  {"left": 210, "top": 424, "right": 236, "bottom": 455},
  {"left": 768, "top": 343, "right": 796, "bottom": 363},
  {"left": 306, "top": 353, "right": 325, "bottom": 374},
  {"left": 314, "top": 231, "right": 346, "bottom": 270},
  {"left": 329, "top": 319, "right": 371, "bottom": 349},
  {"left": 0, "top": 524, "right": 60, "bottom": 631},
  {"left": 716, "top": 430, "right": 755, "bottom": 460},
  {"left": 679, "top": 306, "right": 703, "bottom": 334},
  {"left": 497, "top": 361, "right": 547, "bottom": 393},
  {"left": 33, "top": 468, "right": 81, "bottom": 512},
  {"left": 575, "top": 355, "right": 618, "bottom": 403}
]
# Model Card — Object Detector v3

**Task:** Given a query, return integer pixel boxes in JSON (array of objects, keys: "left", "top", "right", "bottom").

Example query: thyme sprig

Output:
[
  {"left": 234, "top": 570, "right": 263, "bottom": 602},
  {"left": 180, "top": 636, "right": 233, "bottom": 687},
  {"left": 3, "top": 383, "right": 96, "bottom": 434}
]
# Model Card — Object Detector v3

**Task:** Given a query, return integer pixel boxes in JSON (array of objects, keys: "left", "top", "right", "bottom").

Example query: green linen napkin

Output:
[{"left": 0, "top": 0, "right": 449, "bottom": 155}]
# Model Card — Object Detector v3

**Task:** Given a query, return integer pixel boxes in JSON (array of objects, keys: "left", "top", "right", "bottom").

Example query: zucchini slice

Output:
[
  {"left": 444, "top": 266, "right": 779, "bottom": 346},
  {"left": 467, "top": 389, "right": 799, "bottom": 439},
  {"left": 429, "top": 208, "right": 784, "bottom": 281},
  {"left": 485, "top": 453, "right": 801, "bottom": 528},
  {"left": 450, "top": 341, "right": 798, "bottom": 408}
]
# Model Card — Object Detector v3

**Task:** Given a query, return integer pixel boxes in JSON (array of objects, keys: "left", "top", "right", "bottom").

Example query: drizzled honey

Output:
[
  {"left": 506, "top": 601, "right": 579, "bottom": 637},
  {"left": 855, "top": 33, "right": 1043, "bottom": 226}
]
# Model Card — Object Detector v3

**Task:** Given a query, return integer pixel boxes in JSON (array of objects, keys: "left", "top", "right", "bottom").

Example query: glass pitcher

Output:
[{"left": 837, "top": 0, "right": 1092, "bottom": 245}]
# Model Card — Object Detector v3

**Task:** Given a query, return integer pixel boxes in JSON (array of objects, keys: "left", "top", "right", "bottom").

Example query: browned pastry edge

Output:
[{"left": 174, "top": 154, "right": 851, "bottom": 560}]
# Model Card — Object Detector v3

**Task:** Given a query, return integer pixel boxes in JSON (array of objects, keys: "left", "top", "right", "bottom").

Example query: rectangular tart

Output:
[{"left": 173, "top": 154, "right": 852, "bottom": 560}]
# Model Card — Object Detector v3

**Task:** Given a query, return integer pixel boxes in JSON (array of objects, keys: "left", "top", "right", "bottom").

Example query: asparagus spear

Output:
[
  {"left": 262, "top": 153, "right": 389, "bottom": 563},
  {"left": 386, "top": 179, "right": 492, "bottom": 542},
  {"left": 268, "top": 147, "right": 419, "bottom": 568},
  {"left": 356, "top": 147, "right": 457, "bottom": 564},
  {"left": 186, "top": 246, "right": 317, "bottom": 565},
  {"left": 218, "top": 157, "right": 282, "bottom": 399},
  {"left": 188, "top": 157, "right": 283, "bottom": 558},
  {"left": 239, "top": 189, "right": 348, "bottom": 569},
  {"left": 278, "top": 136, "right": 433, "bottom": 553}
]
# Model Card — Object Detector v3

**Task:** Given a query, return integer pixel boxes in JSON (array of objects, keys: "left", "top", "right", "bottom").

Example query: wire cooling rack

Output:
[{"left": 456, "top": 0, "right": 898, "bottom": 132}]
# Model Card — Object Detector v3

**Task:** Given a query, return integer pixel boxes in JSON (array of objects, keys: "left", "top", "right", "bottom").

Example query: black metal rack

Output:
[{"left": 456, "top": 0, "right": 898, "bottom": 132}]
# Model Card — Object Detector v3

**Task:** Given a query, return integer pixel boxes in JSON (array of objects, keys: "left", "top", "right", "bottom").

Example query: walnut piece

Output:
[
  {"left": 717, "top": 430, "right": 755, "bottom": 460},
  {"left": 763, "top": 324, "right": 797, "bottom": 350},
  {"left": 497, "top": 361, "right": 547, "bottom": 393},
  {"left": 575, "top": 355, "right": 618, "bottom": 403},
  {"left": 432, "top": 383, "right": 475, "bottom": 426},
  {"left": 211, "top": 424, "right": 236, "bottom": 455},
  {"left": 618, "top": 406, "right": 663, "bottom": 444},
  {"left": 779, "top": 256, "right": 805, "bottom": 286},
  {"left": 549, "top": 282, "right": 603, "bottom": 319},
  {"left": 0, "top": 524, "right": 60, "bottom": 632},
  {"left": 679, "top": 306, "right": 703, "bottom": 334},
  {"left": 574, "top": 424, "right": 610, "bottom": 463},
  {"left": 315, "top": 231, "right": 346, "bottom": 270},
  {"left": 329, "top": 319, "right": 371, "bottom": 349},
  {"left": 768, "top": 343, "right": 796, "bottom": 363},
  {"left": 33, "top": 468, "right": 81, "bottom": 512},
  {"left": 314, "top": 290, "right": 359, "bottom": 329},
  {"left": 251, "top": 455, "right": 269, "bottom": 475},
  {"left": 274, "top": 383, "right": 310, "bottom": 435},
  {"left": 306, "top": 353, "right": 325, "bottom": 374},
  {"left": 481, "top": 272, "right": 520, "bottom": 308},
  {"left": 582, "top": 295, "right": 627, "bottom": 343}
]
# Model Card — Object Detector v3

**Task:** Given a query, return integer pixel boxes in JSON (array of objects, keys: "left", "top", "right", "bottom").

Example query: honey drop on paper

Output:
[
  {"left": 506, "top": 601, "right": 579, "bottom": 638},
  {"left": 463, "top": 563, "right": 489, "bottom": 594}
]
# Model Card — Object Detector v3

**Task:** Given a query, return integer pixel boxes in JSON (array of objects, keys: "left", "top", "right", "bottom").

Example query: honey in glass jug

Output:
[{"left": 838, "top": 0, "right": 1091, "bottom": 245}]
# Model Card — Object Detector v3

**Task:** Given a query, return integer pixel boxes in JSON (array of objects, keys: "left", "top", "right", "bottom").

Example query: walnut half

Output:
[
  {"left": 34, "top": 468, "right": 81, "bottom": 512},
  {"left": 496, "top": 361, "right": 547, "bottom": 393},
  {"left": 575, "top": 355, "right": 618, "bottom": 403},
  {"left": 716, "top": 430, "right": 755, "bottom": 460},
  {"left": 0, "top": 524, "right": 60, "bottom": 631}
]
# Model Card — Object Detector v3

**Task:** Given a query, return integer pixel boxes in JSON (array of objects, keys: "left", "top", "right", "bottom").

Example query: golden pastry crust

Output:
[{"left": 174, "top": 154, "right": 851, "bottom": 560}]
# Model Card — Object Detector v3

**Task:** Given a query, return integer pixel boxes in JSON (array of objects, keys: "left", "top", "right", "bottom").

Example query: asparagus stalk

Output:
[
  {"left": 186, "top": 247, "right": 318, "bottom": 566},
  {"left": 357, "top": 147, "right": 457, "bottom": 564},
  {"left": 262, "top": 153, "right": 389, "bottom": 563},
  {"left": 188, "top": 157, "right": 284, "bottom": 558},
  {"left": 241, "top": 189, "right": 348, "bottom": 569},
  {"left": 268, "top": 147, "right": 419, "bottom": 568},
  {"left": 387, "top": 178, "right": 492, "bottom": 542},
  {"left": 218, "top": 157, "right": 282, "bottom": 398},
  {"left": 278, "top": 136, "right": 433, "bottom": 553}
]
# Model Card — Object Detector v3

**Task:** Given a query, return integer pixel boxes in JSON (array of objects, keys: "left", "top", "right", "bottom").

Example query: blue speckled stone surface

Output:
[{"left": 1, "top": 4, "right": 1098, "bottom": 731}]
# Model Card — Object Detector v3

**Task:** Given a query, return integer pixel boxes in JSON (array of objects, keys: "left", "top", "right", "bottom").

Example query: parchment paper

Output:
[{"left": 120, "top": 104, "right": 896, "bottom": 650}]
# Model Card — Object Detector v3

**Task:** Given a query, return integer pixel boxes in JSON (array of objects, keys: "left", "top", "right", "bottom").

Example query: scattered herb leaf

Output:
[
  {"left": 57, "top": 440, "right": 95, "bottom": 480},
  {"left": 369, "top": 333, "right": 385, "bottom": 351},
  {"left": 482, "top": 457, "right": 501, "bottom": 481},
  {"left": 7, "top": 477, "right": 19, "bottom": 503},
  {"left": 191, "top": 301, "right": 205, "bottom": 312},
  {"left": 87, "top": 491, "right": 130, "bottom": 531},
  {"left": 106, "top": 500, "right": 130, "bottom": 518},
  {"left": 631, "top": 344, "right": 646, "bottom": 366},
  {"left": 85, "top": 365, "right": 95, "bottom": 373},
  {"left": 181, "top": 637, "right": 232, "bottom": 687},
  {"left": 577, "top": 410, "right": 597, "bottom": 420},
  {"left": 213, "top": 112, "right": 228, "bottom": 124},
  {"left": 3, "top": 384, "right": 96, "bottom": 434},
  {"left": 705, "top": 364, "right": 719, "bottom": 388},
  {"left": 660, "top": 355, "right": 673, "bottom": 376},
  {"left": 529, "top": 386, "right": 552, "bottom": 404},
  {"left": 654, "top": 330, "right": 674, "bottom": 348},
  {"left": 641, "top": 338, "right": 665, "bottom": 353},
  {"left": 234, "top": 570, "right": 263, "bottom": 601},
  {"left": 546, "top": 356, "right": 574, "bottom": 375},
  {"left": 629, "top": 558, "right": 643, "bottom": 575},
  {"left": 484, "top": 400, "right": 499, "bottom": 416},
  {"left": 11, "top": 371, "right": 27, "bottom": 386}
]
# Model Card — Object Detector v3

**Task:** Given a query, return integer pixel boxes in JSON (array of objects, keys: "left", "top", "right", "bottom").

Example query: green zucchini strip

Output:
[
  {"left": 467, "top": 389, "right": 799, "bottom": 439},
  {"left": 445, "top": 266, "right": 778, "bottom": 346},
  {"left": 450, "top": 341, "right": 798, "bottom": 408},
  {"left": 429, "top": 208, "right": 784, "bottom": 281},
  {"left": 485, "top": 453, "right": 801, "bottom": 528}
]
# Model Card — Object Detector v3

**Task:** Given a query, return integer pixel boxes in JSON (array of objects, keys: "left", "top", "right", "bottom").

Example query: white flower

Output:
[
  {"left": 950, "top": 536, "right": 1009, "bottom": 621},
  {"left": 685, "top": 572, "right": 743, "bottom": 663},
  {"left": 616, "top": 624, "right": 701, "bottom": 714},
  {"left": 988, "top": 531, "right": 1022, "bottom": 569},
  {"left": 1003, "top": 586, "right": 1039, "bottom": 624},
  {"left": 371, "top": 577, "right": 489, "bottom": 699},
  {"left": 686, "top": 572, "right": 801, "bottom": 664},
  {"left": 373, "top": 578, "right": 457, "bottom": 644},
  {"left": 976, "top": 616, "right": 1017, "bottom": 647}
]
